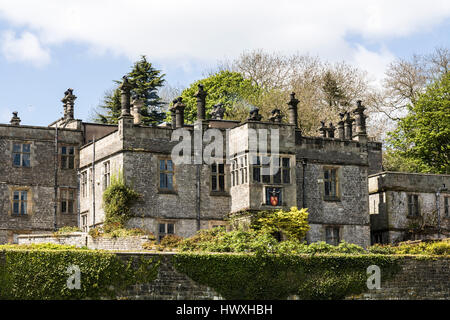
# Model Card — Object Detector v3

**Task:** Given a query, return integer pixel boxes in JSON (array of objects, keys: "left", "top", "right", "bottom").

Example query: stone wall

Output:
[
  {"left": 117, "top": 253, "right": 449, "bottom": 300},
  {"left": 350, "top": 257, "right": 450, "bottom": 300},
  {"left": 17, "top": 233, "right": 151, "bottom": 251}
]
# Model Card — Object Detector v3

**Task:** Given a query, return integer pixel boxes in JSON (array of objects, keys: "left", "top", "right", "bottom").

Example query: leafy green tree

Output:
[
  {"left": 96, "top": 55, "right": 166, "bottom": 125},
  {"left": 179, "top": 70, "right": 261, "bottom": 123},
  {"left": 321, "top": 70, "right": 348, "bottom": 108},
  {"left": 387, "top": 72, "right": 450, "bottom": 174}
]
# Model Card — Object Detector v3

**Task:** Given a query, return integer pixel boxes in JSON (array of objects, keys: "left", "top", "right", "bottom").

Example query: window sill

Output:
[
  {"left": 210, "top": 191, "right": 230, "bottom": 197},
  {"left": 158, "top": 189, "right": 178, "bottom": 195},
  {"left": 323, "top": 196, "right": 340, "bottom": 202}
]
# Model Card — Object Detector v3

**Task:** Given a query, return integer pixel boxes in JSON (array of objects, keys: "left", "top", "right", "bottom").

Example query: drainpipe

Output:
[
  {"left": 92, "top": 136, "right": 96, "bottom": 229},
  {"left": 54, "top": 124, "right": 58, "bottom": 231},
  {"left": 302, "top": 158, "right": 307, "bottom": 209},
  {"left": 196, "top": 164, "right": 201, "bottom": 231},
  {"left": 436, "top": 184, "right": 448, "bottom": 239}
]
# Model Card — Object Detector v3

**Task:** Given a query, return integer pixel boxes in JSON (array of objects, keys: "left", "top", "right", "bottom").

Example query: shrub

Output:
[
  {"left": 0, "top": 246, "right": 160, "bottom": 299},
  {"left": 54, "top": 226, "right": 82, "bottom": 235},
  {"left": 251, "top": 207, "right": 310, "bottom": 241},
  {"left": 102, "top": 172, "right": 140, "bottom": 228},
  {"left": 159, "top": 235, "right": 184, "bottom": 249}
]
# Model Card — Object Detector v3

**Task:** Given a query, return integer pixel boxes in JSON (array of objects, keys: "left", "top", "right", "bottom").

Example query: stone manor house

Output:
[{"left": 1, "top": 79, "right": 449, "bottom": 247}]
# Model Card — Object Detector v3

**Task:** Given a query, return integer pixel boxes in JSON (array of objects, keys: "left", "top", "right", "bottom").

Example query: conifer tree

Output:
[{"left": 95, "top": 55, "right": 166, "bottom": 125}]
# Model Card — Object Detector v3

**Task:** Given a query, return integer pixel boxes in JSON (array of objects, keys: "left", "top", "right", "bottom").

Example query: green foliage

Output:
[
  {"left": 0, "top": 246, "right": 160, "bottom": 299},
  {"left": 96, "top": 55, "right": 166, "bottom": 125},
  {"left": 251, "top": 207, "right": 310, "bottom": 241},
  {"left": 367, "top": 240, "right": 450, "bottom": 256},
  {"left": 0, "top": 243, "right": 88, "bottom": 251},
  {"left": 178, "top": 228, "right": 278, "bottom": 255},
  {"left": 387, "top": 72, "right": 450, "bottom": 174},
  {"left": 179, "top": 70, "right": 261, "bottom": 123},
  {"left": 102, "top": 172, "right": 140, "bottom": 228},
  {"left": 172, "top": 253, "right": 401, "bottom": 299},
  {"left": 54, "top": 226, "right": 82, "bottom": 235},
  {"left": 159, "top": 235, "right": 184, "bottom": 249}
]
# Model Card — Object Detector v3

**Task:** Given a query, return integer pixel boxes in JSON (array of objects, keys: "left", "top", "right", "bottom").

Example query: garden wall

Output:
[{"left": 16, "top": 233, "right": 150, "bottom": 251}]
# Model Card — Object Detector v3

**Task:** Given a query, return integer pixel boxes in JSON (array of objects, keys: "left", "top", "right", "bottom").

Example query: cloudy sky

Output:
[{"left": 0, "top": 0, "right": 449, "bottom": 125}]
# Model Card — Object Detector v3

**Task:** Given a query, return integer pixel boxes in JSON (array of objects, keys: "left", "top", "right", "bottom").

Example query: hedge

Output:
[
  {"left": 172, "top": 253, "right": 402, "bottom": 300},
  {"left": 0, "top": 246, "right": 160, "bottom": 300}
]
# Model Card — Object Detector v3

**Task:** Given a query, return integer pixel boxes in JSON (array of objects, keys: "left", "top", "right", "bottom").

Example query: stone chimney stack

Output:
[
  {"left": 319, "top": 121, "right": 327, "bottom": 137},
  {"left": 344, "top": 112, "right": 354, "bottom": 140},
  {"left": 173, "top": 97, "right": 186, "bottom": 128},
  {"left": 337, "top": 113, "right": 345, "bottom": 139},
  {"left": 353, "top": 100, "right": 367, "bottom": 135},
  {"left": 61, "top": 88, "right": 76, "bottom": 120},
  {"left": 287, "top": 92, "right": 299, "bottom": 128},
  {"left": 170, "top": 98, "right": 177, "bottom": 129},
  {"left": 131, "top": 97, "right": 143, "bottom": 125},
  {"left": 194, "top": 84, "right": 207, "bottom": 121},
  {"left": 10, "top": 112, "right": 21, "bottom": 126},
  {"left": 119, "top": 76, "right": 132, "bottom": 117},
  {"left": 327, "top": 122, "right": 336, "bottom": 138}
]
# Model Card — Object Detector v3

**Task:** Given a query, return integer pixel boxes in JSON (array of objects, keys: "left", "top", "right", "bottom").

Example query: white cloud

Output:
[
  {"left": 0, "top": 0, "right": 448, "bottom": 71},
  {"left": 1, "top": 30, "right": 50, "bottom": 67},
  {"left": 352, "top": 45, "right": 396, "bottom": 87}
]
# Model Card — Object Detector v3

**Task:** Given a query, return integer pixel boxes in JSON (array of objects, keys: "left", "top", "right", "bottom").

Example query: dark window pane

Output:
[
  {"left": 21, "top": 192, "right": 27, "bottom": 201},
  {"left": 212, "top": 175, "right": 217, "bottom": 191},
  {"left": 160, "top": 173, "right": 166, "bottom": 188},
  {"left": 61, "top": 146, "right": 67, "bottom": 155},
  {"left": 253, "top": 167, "right": 260, "bottom": 182},
  {"left": 13, "top": 144, "right": 21, "bottom": 152},
  {"left": 219, "top": 175, "right": 225, "bottom": 191},
  {"left": 22, "top": 144, "right": 30, "bottom": 153},
  {"left": 13, "top": 153, "right": 21, "bottom": 166},
  {"left": 13, "top": 191, "right": 19, "bottom": 200},
  {"left": 69, "top": 147, "right": 74, "bottom": 155},
  {"left": 68, "top": 201, "right": 74, "bottom": 213},
  {"left": 324, "top": 169, "right": 329, "bottom": 180},
  {"left": 273, "top": 170, "right": 281, "bottom": 183},
  {"left": 218, "top": 164, "right": 224, "bottom": 174},
  {"left": 61, "top": 201, "right": 67, "bottom": 213},
  {"left": 69, "top": 157, "right": 74, "bottom": 169},
  {"left": 262, "top": 174, "right": 270, "bottom": 183},
  {"left": 167, "top": 160, "right": 173, "bottom": 171},
  {"left": 13, "top": 202, "right": 19, "bottom": 214},
  {"left": 22, "top": 154, "right": 30, "bottom": 167},
  {"left": 283, "top": 169, "right": 290, "bottom": 184},
  {"left": 167, "top": 174, "right": 173, "bottom": 190},
  {"left": 324, "top": 182, "right": 330, "bottom": 196},
  {"left": 282, "top": 158, "right": 290, "bottom": 167},
  {"left": 61, "top": 156, "right": 67, "bottom": 169},
  {"left": 167, "top": 224, "right": 174, "bottom": 234},
  {"left": 211, "top": 164, "right": 216, "bottom": 173},
  {"left": 160, "top": 160, "right": 165, "bottom": 170},
  {"left": 159, "top": 224, "right": 165, "bottom": 233}
]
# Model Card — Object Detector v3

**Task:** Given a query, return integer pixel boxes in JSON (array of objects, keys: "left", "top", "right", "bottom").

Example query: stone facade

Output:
[
  {"left": 369, "top": 172, "right": 450, "bottom": 244},
  {"left": 4, "top": 83, "right": 447, "bottom": 248}
]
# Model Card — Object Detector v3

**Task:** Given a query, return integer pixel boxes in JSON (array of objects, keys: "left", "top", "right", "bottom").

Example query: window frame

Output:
[
  {"left": 12, "top": 190, "right": 29, "bottom": 215},
  {"left": 103, "top": 161, "right": 111, "bottom": 190},
  {"left": 60, "top": 188, "right": 76, "bottom": 214},
  {"left": 444, "top": 197, "right": 449, "bottom": 218},
  {"left": 325, "top": 226, "right": 340, "bottom": 246},
  {"left": 211, "top": 162, "right": 226, "bottom": 193},
  {"left": 158, "top": 158, "right": 175, "bottom": 192},
  {"left": 81, "top": 171, "right": 88, "bottom": 198},
  {"left": 323, "top": 167, "right": 339, "bottom": 201},
  {"left": 158, "top": 222, "right": 175, "bottom": 242},
  {"left": 407, "top": 194, "right": 420, "bottom": 217},
  {"left": 12, "top": 142, "right": 31, "bottom": 168},
  {"left": 60, "top": 145, "right": 75, "bottom": 170},
  {"left": 252, "top": 156, "right": 291, "bottom": 185}
]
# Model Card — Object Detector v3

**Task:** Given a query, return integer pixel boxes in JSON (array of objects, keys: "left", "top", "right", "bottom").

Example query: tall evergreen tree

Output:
[{"left": 95, "top": 55, "right": 166, "bottom": 125}]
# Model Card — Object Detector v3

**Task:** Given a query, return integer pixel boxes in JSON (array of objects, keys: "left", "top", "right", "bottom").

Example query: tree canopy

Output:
[
  {"left": 386, "top": 72, "right": 450, "bottom": 174},
  {"left": 179, "top": 70, "right": 261, "bottom": 123},
  {"left": 95, "top": 56, "right": 166, "bottom": 126}
]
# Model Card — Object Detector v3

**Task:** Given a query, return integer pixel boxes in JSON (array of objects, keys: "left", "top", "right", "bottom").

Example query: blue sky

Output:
[{"left": 0, "top": 0, "right": 449, "bottom": 126}]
